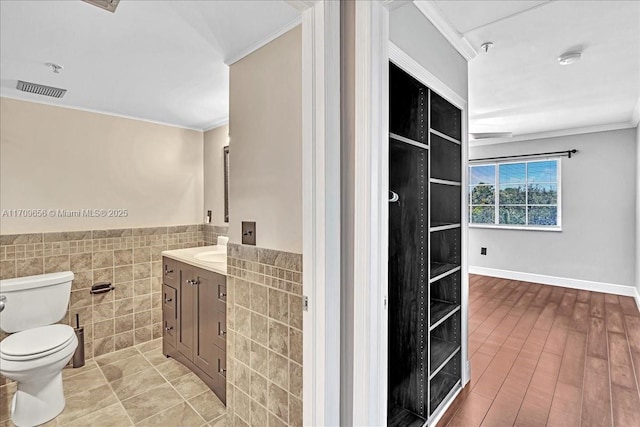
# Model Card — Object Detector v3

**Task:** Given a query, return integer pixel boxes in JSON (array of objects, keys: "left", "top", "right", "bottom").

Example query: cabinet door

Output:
[
  {"left": 177, "top": 265, "right": 196, "bottom": 360},
  {"left": 194, "top": 270, "right": 219, "bottom": 379}
]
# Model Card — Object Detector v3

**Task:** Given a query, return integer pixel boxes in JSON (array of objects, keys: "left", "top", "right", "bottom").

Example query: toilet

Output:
[{"left": 0, "top": 271, "right": 78, "bottom": 427}]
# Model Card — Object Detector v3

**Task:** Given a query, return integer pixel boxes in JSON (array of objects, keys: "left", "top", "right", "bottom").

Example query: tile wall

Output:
[
  {"left": 0, "top": 224, "right": 229, "bottom": 380},
  {"left": 204, "top": 224, "right": 230, "bottom": 246},
  {"left": 226, "top": 243, "right": 303, "bottom": 427}
]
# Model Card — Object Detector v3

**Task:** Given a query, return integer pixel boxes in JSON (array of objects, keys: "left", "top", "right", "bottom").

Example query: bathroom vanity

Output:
[{"left": 161, "top": 246, "right": 227, "bottom": 404}]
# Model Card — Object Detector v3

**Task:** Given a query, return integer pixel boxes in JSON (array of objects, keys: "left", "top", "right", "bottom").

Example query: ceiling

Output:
[
  {"left": 1, "top": 1, "right": 638, "bottom": 138},
  {"left": 431, "top": 0, "right": 640, "bottom": 139},
  {"left": 0, "top": 0, "right": 299, "bottom": 130}
]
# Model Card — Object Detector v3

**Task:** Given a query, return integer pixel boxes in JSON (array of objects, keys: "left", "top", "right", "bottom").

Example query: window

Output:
[{"left": 468, "top": 159, "right": 560, "bottom": 229}]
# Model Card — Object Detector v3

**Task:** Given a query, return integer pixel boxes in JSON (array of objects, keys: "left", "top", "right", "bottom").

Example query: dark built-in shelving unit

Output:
[{"left": 388, "top": 62, "right": 463, "bottom": 426}]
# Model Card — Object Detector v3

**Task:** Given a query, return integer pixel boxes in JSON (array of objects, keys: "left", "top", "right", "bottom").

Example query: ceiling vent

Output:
[
  {"left": 16, "top": 80, "right": 67, "bottom": 98},
  {"left": 82, "top": 0, "right": 120, "bottom": 13}
]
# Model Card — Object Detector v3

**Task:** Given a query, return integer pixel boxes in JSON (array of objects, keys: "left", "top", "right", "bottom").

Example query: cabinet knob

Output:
[
  {"left": 164, "top": 298, "right": 172, "bottom": 303},
  {"left": 165, "top": 269, "right": 174, "bottom": 274},
  {"left": 219, "top": 292, "right": 227, "bottom": 298},
  {"left": 186, "top": 279, "right": 200, "bottom": 286},
  {"left": 219, "top": 368, "right": 227, "bottom": 376},
  {"left": 165, "top": 326, "right": 173, "bottom": 331},
  {"left": 219, "top": 329, "right": 227, "bottom": 336}
]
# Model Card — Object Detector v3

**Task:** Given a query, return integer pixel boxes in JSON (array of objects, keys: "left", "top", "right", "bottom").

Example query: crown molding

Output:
[
  {"left": 469, "top": 121, "right": 636, "bottom": 147},
  {"left": 203, "top": 118, "right": 229, "bottom": 132},
  {"left": 224, "top": 16, "right": 302, "bottom": 66},
  {"left": 412, "top": 0, "right": 477, "bottom": 61}
]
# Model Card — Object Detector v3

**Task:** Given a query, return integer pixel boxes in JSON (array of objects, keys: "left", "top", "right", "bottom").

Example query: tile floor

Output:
[
  {"left": 447, "top": 275, "right": 640, "bottom": 427},
  {"left": 0, "top": 339, "right": 227, "bottom": 427}
]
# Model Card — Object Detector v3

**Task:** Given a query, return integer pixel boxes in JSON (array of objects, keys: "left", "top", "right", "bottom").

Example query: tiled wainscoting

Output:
[
  {"left": 0, "top": 224, "right": 229, "bottom": 382},
  {"left": 204, "top": 225, "right": 229, "bottom": 246},
  {"left": 226, "top": 243, "right": 303, "bottom": 427}
]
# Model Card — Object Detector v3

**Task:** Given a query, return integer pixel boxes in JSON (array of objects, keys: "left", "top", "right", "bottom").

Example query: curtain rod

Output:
[{"left": 469, "top": 149, "right": 577, "bottom": 163}]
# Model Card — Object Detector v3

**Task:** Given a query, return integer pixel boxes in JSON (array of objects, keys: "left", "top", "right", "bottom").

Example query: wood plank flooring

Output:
[{"left": 447, "top": 275, "right": 640, "bottom": 427}]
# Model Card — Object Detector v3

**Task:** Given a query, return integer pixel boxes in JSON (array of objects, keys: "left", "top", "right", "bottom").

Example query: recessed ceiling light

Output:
[{"left": 558, "top": 51, "right": 582, "bottom": 65}]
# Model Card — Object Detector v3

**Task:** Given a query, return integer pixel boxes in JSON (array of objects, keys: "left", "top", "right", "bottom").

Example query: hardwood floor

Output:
[{"left": 446, "top": 275, "right": 640, "bottom": 427}]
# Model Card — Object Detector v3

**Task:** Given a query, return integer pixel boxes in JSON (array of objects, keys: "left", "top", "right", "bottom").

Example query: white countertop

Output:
[{"left": 162, "top": 245, "right": 227, "bottom": 276}]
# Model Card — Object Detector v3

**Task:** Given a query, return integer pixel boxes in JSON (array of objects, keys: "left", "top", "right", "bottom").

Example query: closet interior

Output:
[{"left": 388, "top": 62, "right": 464, "bottom": 426}]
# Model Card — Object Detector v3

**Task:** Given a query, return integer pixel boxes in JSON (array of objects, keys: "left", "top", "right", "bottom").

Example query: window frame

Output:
[{"left": 468, "top": 158, "right": 562, "bottom": 231}]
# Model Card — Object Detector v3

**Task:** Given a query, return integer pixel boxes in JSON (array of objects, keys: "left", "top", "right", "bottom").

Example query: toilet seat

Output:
[{"left": 0, "top": 324, "right": 76, "bottom": 361}]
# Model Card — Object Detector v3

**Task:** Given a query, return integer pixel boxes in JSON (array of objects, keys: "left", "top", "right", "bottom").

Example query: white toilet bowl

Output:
[{"left": 0, "top": 324, "right": 78, "bottom": 426}]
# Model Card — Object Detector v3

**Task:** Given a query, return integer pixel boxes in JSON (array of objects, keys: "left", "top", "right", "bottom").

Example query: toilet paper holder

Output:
[{"left": 90, "top": 282, "right": 115, "bottom": 294}]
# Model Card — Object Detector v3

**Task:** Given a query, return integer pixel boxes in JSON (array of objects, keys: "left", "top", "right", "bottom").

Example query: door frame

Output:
[
  {"left": 292, "top": 1, "right": 342, "bottom": 426},
  {"left": 345, "top": 2, "right": 469, "bottom": 425}
]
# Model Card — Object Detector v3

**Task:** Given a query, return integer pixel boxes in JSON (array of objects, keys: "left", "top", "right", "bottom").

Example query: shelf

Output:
[
  {"left": 430, "top": 128, "right": 461, "bottom": 145},
  {"left": 430, "top": 178, "right": 461, "bottom": 186},
  {"left": 430, "top": 301, "right": 460, "bottom": 330},
  {"left": 430, "top": 222, "right": 461, "bottom": 232},
  {"left": 429, "top": 339, "right": 460, "bottom": 378},
  {"left": 430, "top": 263, "right": 460, "bottom": 282},
  {"left": 388, "top": 402, "right": 426, "bottom": 427},
  {"left": 429, "top": 375, "right": 461, "bottom": 416},
  {"left": 389, "top": 132, "right": 429, "bottom": 150}
]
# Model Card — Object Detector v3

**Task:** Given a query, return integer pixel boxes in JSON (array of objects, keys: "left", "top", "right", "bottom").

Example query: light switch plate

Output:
[{"left": 242, "top": 221, "right": 256, "bottom": 245}]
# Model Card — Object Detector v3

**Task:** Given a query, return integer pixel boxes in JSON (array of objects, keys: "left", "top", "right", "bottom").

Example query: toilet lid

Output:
[{"left": 0, "top": 324, "right": 75, "bottom": 360}]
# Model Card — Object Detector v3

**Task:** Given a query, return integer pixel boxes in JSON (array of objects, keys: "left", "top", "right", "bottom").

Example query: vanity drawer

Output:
[
  {"left": 163, "top": 257, "right": 178, "bottom": 286},
  {"left": 163, "top": 313, "right": 177, "bottom": 349},
  {"left": 214, "top": 310, "right": 227, "bottom": 351},
  {"left": 215, "top": 281, "right": 227, "bottom": 312},
  {"left": 163, "top": 285, "right": 177, "bottom": 313},
  {"left": 213, "top": 346, "right": 227, "bottom": 404}
]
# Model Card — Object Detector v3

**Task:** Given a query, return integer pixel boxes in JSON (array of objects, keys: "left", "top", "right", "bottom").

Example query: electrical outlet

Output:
[
  {"left": 481, "top": 247, "right": 487, "bottom": 255},
  {"left": 242, "top": 221, "right": 256, "bottom": 245}
]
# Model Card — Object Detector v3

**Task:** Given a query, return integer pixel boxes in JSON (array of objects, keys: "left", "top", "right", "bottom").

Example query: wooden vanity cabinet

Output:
[{"left": 162, "top": 257, "right": 227, "bottom": 404}]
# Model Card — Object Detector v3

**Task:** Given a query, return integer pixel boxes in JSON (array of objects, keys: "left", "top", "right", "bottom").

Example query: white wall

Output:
[
  {"left": 469, "top": 128, "right": 637, "bottom": 288},
  {"left": 228, "top": 26, "right": 302, "bottom": 254},
  {"left": 390, "top": 3, "right": 468, "bottom": 101},
  {"left": 0, "top": 97, "right": 204, "bottom": 233},
  {"left": 203, "top": 123, "right": 229, "bottom": 227}
]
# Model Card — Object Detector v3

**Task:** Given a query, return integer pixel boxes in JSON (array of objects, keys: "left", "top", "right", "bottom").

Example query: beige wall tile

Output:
[
  {"left": 268, "top": 351, "right": 288, "bottom": 391},
  {"left": 268, "top": 320, "right": 288, "bottom": 358},
  {"left": 70, "top": 253, "right": 93, "bottom": 272},
  {"left": 0, "top": 260, "right": 16, "bottom": 279},
  {"left": 289, "top": 362, "right": 302, "bottom": 399},
  {"left": 114, "top": 249, "right": 133, "bottom": 266},
  {"left": 268, "top": 383, "right": 288, "bottom": 423},
  {"left": 93, "top": 251, "right": 114, "bottom": 269},
  {"left": 289, "top": 328, "right": 302, "bottom": 365},
  {"left": 16, "top": 257, "right": 43, "bottom": 276},
  {"left": 251, "top": 372, "right": 268, "bottom": 407},
  {"left": 268, "top": 289, "right": 289, "bottom": 324}
]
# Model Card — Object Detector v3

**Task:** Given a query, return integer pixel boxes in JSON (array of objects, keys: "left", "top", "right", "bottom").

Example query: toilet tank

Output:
[{"left": 0, "top": 271, "right": 74, "bottom": 333}]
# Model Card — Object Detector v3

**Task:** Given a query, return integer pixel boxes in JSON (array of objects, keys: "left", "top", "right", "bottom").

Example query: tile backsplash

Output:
[
  {"left": 226, "top": 243, "right": 303, "bottom": 427},
  {"left": 0, "top": 224, "right": 229, "bottom": 370}
]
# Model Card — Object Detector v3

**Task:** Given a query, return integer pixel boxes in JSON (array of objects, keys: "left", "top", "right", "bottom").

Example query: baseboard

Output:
[
  {"left": 635, "top": 286, "right": 640, "bottom": 313},
  {"left": 469, "top": 266, "right": 638, "bottom": 299}
]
